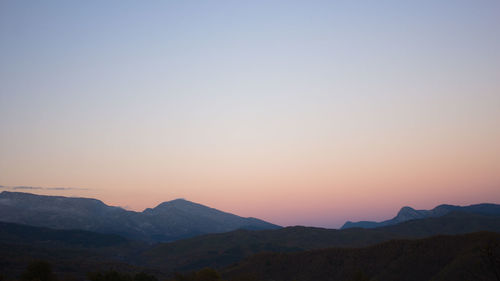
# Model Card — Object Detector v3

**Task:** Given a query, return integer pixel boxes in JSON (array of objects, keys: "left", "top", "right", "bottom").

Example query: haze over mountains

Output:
[{"left": 0, "top": 191, "right": 279, "bottom": 242}]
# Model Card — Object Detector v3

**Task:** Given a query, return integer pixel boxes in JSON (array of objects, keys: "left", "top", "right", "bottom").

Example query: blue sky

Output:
[{"left": 1, "top": 0, "right": 499, "bottom": 227}]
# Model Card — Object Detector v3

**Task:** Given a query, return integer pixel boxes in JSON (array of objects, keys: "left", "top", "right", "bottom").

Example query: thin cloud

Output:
[
  {"left": 45, "top": 187, "right": 89, "bottom": 191},
  {"left": 12, "top": 186, "right": 43, "bottom": 190},
  {"left": 0, "top": 185, "right": 90, "bottom": 191}
]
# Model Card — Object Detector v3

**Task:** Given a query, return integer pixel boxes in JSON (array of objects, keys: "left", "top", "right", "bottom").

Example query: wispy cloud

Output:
[
  {"left": 45, "top": 187, "right": 89, "bottom": 191},
  {"left": 12, "top": 186, "right": 43, "bottom": 190},
  {"left": 0, "top": 185, "right": 89, "bottom": 191}
]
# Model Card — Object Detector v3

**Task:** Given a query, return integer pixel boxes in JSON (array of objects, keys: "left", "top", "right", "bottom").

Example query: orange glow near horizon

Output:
[{"left": 1, "top": 1, "right": 500, "bottom": 228}]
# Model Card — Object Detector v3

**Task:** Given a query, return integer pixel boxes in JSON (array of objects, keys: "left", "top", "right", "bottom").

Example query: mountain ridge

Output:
[
  {"left": 140, "top": 211, "right": 500, "bottom": 272},
  {"left": 1, "top": 221, "right": 499, "bottom": 279},
  {"left": 0, "top": 206, "right": 499, "bottom": 278},
  {"left": 223, "top": 231, "right": 500, "bottom": 281},
  {"left": 341, "top": 203, "right": 500, "bottom": 229},
  {"left": 0, "top": 191, "right": 280, "bottom": 242}
]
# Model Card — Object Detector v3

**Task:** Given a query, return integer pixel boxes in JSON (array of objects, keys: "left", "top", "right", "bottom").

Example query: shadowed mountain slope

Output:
[
  {"left": 0, "top": 221, "right": 129, "bottom": 247},
  {"left": 141, "top": 211, "right": 500, "bottom": 272},
  {"left": 223, "top": 231, "right": 500, "bottom": 281},
  {"left": 0, "top": 211, "right": 499, "bottom": 279},
  {"left": 0, "top": 191, "right": 279, "bottom": 242},
  {"left": 0, "top": 221, "right": 151, "bottom": 280}
]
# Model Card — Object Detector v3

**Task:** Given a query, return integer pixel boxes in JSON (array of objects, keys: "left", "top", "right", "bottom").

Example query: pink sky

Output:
[{"left": 1, "top": 1, "right": 500, "bottom": 228}]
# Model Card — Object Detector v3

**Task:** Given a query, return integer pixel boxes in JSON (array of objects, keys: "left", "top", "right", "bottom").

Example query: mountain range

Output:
[
  {"left": 341, "top": 203, "right": 500, "bottom": 229},
  {"left": 1, "top": 211, "right": 500, "bottom": 280},
  {"left": 0, "top": 191, "right": 279, "bottom": 242},
  {"left": 1, "top": 191, "right": 500, "bottom": 280},
  {"left": 141, "top": 211, "right": 500, "bottom": 272}
]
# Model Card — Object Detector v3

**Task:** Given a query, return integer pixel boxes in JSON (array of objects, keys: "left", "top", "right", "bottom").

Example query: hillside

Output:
[
  {"left": 141, "top": 211, "right": 500, "bottom": 271},
  {"left": 1, "top": 211, "right": 499, "bottom": 279},
  {"left": 223, "top": 231, "right": 500, "bottom": 281},
  {"left": 0, "top": 221, "right": 129, "bottom": 247},
  {"left": 342, "top": 203, "right": 500, "bottom": 229},
  {"left": 0, "top": 221, "right": 151, "bottom": 280},
  {"left": 0, "top": 191, "right": 279, "bottom": 242}
]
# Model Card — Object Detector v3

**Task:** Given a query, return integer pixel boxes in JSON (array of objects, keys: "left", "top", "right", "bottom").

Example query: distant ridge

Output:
[
  {"left": 1, "top": 206, "right": 500, "bottom": 277},
  {"left": 0, "top": 191, "right": 280, "bottom": 242},
  {"left": 141, "top": 211, "right": 500, "bottom": 272},
  {"left": 341, "top": 203, "right": 500, "bottom": 229},
  {"left": 223, "top": 231, "right": 500, "bottom": 281},
  {"left": 0, "top": 221, "right": 129, "bottom": 247}
]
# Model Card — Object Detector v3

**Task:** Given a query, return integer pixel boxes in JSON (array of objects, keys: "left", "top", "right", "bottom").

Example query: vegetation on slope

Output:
[{"left": 223, "top": 232, "right": 500, "bottom": 281}]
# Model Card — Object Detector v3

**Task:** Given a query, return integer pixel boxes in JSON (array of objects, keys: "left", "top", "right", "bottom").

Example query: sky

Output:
[{"left": 1, "top": 0, "right": 499, "bottom": 228}]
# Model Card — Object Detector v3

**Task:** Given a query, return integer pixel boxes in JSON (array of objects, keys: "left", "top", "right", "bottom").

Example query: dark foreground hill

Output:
[
  {"left": 141, "top": 211, "right": 500, "bottom": 271},
  {"left": 0, "top": 222, "right": 151, "bottom": 280},
  {"left": 1, "top": 212, "right": 500, "bottom": 280},
  {"left": 223, "top": 231, "right": 500, "bottom": 281},
  {"left": 0, "top": 191, "right": 279, "bottom": 242},
  {"left": 342, "top": 203, "right": 500, "bottom": 229},
  {"left": 0, "top": 221, "right": 130, "bottom": 247},
  {"left": 2, "top": 223, "right": 499, "bottom": 281}
]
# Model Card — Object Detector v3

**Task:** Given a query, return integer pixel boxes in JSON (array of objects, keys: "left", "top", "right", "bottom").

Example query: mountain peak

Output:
[
  {"left": 0, "top": 190, "right": 108, "bottom": 208},
  {"left": 0, "top": 191, "right": 279, "bottom": 242},
  {"left": 342, "top": 203, "right": 500, "bottom": 229},
  {"left": 153, "top": 198, "right": 205, "bottom": 210},
  {"left": 394, "top": 206, "right": 427, "bottom": 222},
  {"left": 397, "top": 206, "right": 415, "bottom": 215}
]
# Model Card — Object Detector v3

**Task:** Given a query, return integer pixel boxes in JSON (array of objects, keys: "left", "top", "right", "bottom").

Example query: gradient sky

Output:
[{"left": 1, "top": 0, "right": 500, "bottom": 228}]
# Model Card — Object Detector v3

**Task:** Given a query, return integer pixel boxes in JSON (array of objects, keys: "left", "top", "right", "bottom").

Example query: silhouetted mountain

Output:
[
  {"left": 0, "top": 191, "right": 279, "bottom": 242},
  {"left": 0, "top": 221, "right": 129, "bottom": 247},
  {"left": 341, "top": 203, "right": 500, "bottom": 229},
  {"left": 223, "top": 231, "right": 500, "bottom": 281},
  {"left": 141, "top": 198, "right": 279, "bottom": 241},
  {"left": 140, "top": 211, "right": 500, "bottom": 272},
  {"left": 0, "top": 222, "right": 149, "bottom": 280},
  {"left": 0, "top": 211, "right": 499, "bottom": 279}
]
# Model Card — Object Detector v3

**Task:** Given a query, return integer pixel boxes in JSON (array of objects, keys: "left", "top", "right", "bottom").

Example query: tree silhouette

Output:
[
  {"left": 170, "top": 268, "right": 223, "bottom": 281},
  {"left": 87, "top": 270, "right": 158, "bottom": 281},
  {"left": 348, "top": 270, "right": 370, "bottom": 281},
  {"left": 194, "top": 268, "right": 222, "bottom": 281},
  {"left": 133, "top": 272, "right": 158, "bottom": 281},
  {"left": 87, "top": 270, "right": 131, "bottom": 281},
  {"left": 21, "top": 261, "right": 57, "bottom": 281},
  {"left": 480, "top": 240, "right": 500, "bottom": 281}
]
